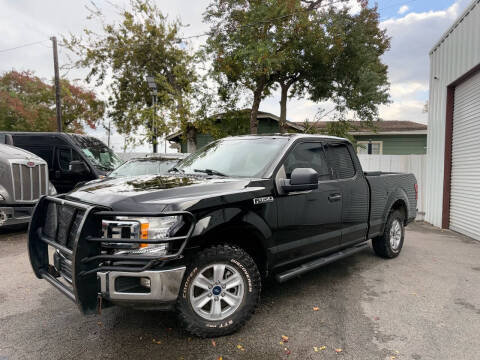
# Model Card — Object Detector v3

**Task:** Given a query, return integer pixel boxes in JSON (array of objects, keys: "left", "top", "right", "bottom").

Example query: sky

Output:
[{"left": 0, "top": 0, "right": 474, "bottom": 152}]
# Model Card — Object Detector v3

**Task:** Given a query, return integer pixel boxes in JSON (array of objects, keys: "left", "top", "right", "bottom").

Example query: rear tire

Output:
[
  {"left": 372, "top": 210, "right": 405, "bottom": 259},
  {"left": 177, "top": 244, "right": 261, "bottom": 338}
]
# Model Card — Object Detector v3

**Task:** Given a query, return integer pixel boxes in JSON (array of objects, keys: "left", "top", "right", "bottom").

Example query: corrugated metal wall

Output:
[
  {"left": 449, "top": 71, "right": 480, "bottom": 240},
  {"left": 426, "top": 0, "right": 480, "bottom": 227}
]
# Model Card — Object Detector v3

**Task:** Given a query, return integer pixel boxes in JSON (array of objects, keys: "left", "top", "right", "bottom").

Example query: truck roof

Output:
[{"left": 223, "top": 133, "right": 350, "bottom": 143}]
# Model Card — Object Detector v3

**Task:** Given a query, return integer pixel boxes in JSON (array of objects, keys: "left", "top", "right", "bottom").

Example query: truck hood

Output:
[
  {"left": 0, "top": 144, "right": 45, "bottom": 163},
  {"left": 66, "top": 174, "right": 272, "bottom": 212}
]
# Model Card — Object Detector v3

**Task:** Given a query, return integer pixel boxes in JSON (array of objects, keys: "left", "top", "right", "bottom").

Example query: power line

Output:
[{"left": 0, "top": 39, "right": 50, "bottom": 54}]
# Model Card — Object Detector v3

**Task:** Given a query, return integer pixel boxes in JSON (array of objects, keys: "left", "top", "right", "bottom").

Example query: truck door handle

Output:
[{"left": 328, "top": 193, "right": 342, "bottom": 202}]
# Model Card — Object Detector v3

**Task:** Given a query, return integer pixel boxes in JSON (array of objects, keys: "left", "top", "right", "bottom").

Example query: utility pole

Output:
[
  {"left": 146, "top": 76, "right": 158, "bottom": 153},
  {"left": 153, "top": 94, "right": 158, "bottom": 153},
  {"left": 51, "top": 36, "right": 62, "bottom": 132},
  {"left": 106, "top": 120, "right": 111, "bottom": 147}
]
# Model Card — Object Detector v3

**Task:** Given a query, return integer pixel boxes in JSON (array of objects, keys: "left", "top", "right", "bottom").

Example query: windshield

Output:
[
  {"left": 175, "top": 138, "right": 289, "bottom": 178},
  {"left": 69, "top": 135, "right": 122, "bottom": 171},
  {"left": 109, "top": 159, "right": 178, "bottom": 177}
]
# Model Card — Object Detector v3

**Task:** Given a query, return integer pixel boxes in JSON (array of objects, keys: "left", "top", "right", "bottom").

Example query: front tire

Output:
[
  {"left": 372, "top": 210, "right": 405, "bottom": 258},
  {"left": 177, "top": 244, "right": 261, "bottom": 337}
]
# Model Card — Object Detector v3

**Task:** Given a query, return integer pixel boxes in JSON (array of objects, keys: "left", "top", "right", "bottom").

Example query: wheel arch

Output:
[
  {"left": 200, "top": 223, "right": 269, "bottom": 277},
  {"left": 380, "top": 189, "right": 409, "bottom": 233}
]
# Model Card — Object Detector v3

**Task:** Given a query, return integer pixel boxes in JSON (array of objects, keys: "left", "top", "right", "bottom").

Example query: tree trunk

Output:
[
  {"left": 250, "top": 78, "right": 267, "bottom": 134},
  {"left": 186, "top": 126, "right": 197, "bottom": 153},
  {"left": 250, "top": 88, "right": 262, "bottom": 135},
  {"left": 279, "top": 82, "right": 288, "bottom": 134}
]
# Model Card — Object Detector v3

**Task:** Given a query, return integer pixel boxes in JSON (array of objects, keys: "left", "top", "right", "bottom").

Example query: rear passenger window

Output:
[
  {"left": 283, "top": 142, "right": 331, "bottom": 181},
  {"left": 325, "top": 144, "right": 356, "bottom": 179}
]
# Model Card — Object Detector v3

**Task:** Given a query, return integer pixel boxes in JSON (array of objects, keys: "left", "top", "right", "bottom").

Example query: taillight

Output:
[{"left": 414, "top": 183, "right": 418, "bottom": 200}]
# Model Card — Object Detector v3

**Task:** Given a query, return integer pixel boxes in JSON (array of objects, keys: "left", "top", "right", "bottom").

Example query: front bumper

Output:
[
  {"left": 0, "top": 206, "right": 34, "bottom": 227},
  {"left": 28, "top": 195, "right": 195, "bottom": 314},
  {"left": 98, "top": 267, "right": 186, "bottom": 305}
]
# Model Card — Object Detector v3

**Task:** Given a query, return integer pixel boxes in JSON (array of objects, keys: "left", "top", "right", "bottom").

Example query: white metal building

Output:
[{"left": 426, "top": 0, "right": 480, "bottom": 240}]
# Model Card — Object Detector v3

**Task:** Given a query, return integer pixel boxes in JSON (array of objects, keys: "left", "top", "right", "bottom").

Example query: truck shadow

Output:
[{"left": 0, "top": 223, "right": 28, "bottom": 235}]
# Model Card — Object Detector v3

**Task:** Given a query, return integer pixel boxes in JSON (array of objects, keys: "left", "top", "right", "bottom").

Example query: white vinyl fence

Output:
[{"left": 358, "top": 155, "right": 426, "bottom": 220}]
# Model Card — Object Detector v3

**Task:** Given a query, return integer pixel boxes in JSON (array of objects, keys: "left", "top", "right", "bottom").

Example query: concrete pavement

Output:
[{"left": 1, "top": 223, "right": 479, "bottom": 360}]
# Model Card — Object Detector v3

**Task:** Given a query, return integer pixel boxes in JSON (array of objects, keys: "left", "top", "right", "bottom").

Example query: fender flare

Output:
[
  {"left": 380, "top": 188, "right": 410, "bottom": 232},
  {"left": 191, "top": 207, "right": 272, "bottom": 249}
]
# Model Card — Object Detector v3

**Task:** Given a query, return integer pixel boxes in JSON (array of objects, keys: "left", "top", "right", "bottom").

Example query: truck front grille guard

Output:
[{"left": 28, "top": 195, "right": 196, "bottom": 314}]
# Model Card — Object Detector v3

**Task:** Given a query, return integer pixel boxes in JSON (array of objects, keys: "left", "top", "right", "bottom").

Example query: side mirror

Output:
[
  {"left": 281, "top": 168, "right": 318, "bottom": 192},
  {"left": 0, "top": 134, "right": 13, "bottom": 145},
  {"left": 69, "top": 160, "right": 89, "bottom": 175}
]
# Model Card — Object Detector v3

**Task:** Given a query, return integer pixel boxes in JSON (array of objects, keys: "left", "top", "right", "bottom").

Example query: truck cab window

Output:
[
  {"left": 22, "top": 146, "right": 54, "bottom": 168},
  {"left": 58, "top": 148, "right": 80, "bottom": 171},
  {"left": 283, "top": 142, "right": 331, "bottom": 181},
  {"left": 325, "top": 144, "right": 356, "bottom": 179}
]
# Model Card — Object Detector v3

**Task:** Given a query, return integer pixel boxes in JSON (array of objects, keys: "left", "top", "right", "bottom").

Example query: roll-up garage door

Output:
[{"left": 450, "top": 70, "right": 480, "bottom": 240}]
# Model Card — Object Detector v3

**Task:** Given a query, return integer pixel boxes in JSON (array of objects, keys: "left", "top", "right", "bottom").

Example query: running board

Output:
[{"left": 275, "top": 242, "right": 370, "bottom": 283}]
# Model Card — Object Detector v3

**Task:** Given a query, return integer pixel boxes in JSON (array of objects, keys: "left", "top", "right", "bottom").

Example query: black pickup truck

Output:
[{"left": 28, "top": 134, "right": 417, "bottom": 337}]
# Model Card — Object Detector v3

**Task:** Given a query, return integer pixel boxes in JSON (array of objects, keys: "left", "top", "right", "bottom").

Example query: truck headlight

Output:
[
  {"left": 48, "top": 182, "right": 57, "bottom": 195},
  {"left": 103, "top": 216, "right": 182, "bottom": 256}
]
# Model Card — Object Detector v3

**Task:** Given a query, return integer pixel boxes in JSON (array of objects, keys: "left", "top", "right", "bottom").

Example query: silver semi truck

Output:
[{"left": 0, "top": 135, "right": 55, "bottom": 227}]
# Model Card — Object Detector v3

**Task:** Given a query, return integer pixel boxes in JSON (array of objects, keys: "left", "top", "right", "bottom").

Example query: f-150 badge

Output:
[{"left": 253, "top": 196, "right": 274, "bottom": 205}]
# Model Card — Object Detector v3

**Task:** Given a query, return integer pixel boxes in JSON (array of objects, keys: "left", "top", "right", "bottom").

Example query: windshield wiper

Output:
[
  {"left": 94, "top": 164, "right": 112, "bottom": 171},
  {"left": 168, "top": 167, "right": 184, "bottom": 174},
  {"left": 194, "top": 169, "right": 227, "bottom": 177}
]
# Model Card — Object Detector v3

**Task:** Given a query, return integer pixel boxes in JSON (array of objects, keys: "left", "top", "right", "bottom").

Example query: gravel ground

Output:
[{"left": 1, "top": 222, "right": 479, "bottom": 360}]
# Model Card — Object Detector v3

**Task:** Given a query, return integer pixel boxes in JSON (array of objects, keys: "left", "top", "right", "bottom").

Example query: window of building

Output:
[{"left": 356, "top": 141, "right": 383, "bottom": 155}]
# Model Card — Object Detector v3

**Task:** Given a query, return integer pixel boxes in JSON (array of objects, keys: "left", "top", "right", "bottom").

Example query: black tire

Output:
[
  {"left": 177, "top": 244, "right": 261, "bottom": 338},
  {"left": 372, "top": 210, "right": 405, "bottom": 259}
]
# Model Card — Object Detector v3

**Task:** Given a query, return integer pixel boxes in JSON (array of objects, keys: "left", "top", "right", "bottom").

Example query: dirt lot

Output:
[{"left": 1, "top": 222, "right": 479, "bottom": 360}]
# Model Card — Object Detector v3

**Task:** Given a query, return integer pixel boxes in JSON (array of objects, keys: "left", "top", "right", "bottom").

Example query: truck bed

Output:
[{"left": 365, "top": 172, "right": 417, "bottom": 239}]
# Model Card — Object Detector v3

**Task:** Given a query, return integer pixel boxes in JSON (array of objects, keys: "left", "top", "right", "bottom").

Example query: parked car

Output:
[
  {"left": 0, "top": 132, "right": 122, "bottom": 193},
  {"left": 0, "top": 136, "right": 56, "bottom": 227},
  {"left": 28, "top": 134, "right": 417, "bottom": 337},
  {"left": 108, "top": 153, "right": 187, "bottom": 178}
]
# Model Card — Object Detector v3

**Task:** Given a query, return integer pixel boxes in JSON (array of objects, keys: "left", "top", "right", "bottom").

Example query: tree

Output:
[
  {"left": 269, "top": 0, "right": 328, "bottom": 133},
  {"left": 204, "top": 0, "right": 290, "bottom": 134},
  {"left": 204, "top": 0, "right": 390, "bottom": 135},
  {"left": 63, "top": 0, "right": 197, "bottom": 150},
  {"left": 0, "top": 70, "right": 104, "bottom": 132},
  {"left": 304, "top": 4, "right": 390, "bottom": 123},
  {"left": 299, "top": 3, "right": 390, "bottom": 139}
]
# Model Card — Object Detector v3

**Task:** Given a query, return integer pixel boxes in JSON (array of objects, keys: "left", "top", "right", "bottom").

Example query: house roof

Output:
[
  {"left": 306, "top": 120, "right": 427, "bottom": 135},
  {"left": 166, "top": 109, "right": 304, "bottom": 141}
]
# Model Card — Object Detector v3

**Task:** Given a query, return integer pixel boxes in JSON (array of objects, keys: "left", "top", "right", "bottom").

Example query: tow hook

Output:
[
  {"left": 0, "top": 210, "right": 7, "bottom": 226},
  {"left": 97, "top": 294, "right": 103, "bottom": 315}
]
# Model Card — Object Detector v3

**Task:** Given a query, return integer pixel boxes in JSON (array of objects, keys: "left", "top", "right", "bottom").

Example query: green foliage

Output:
[
  {"left": 204, "top": 0, "right": 295, "bottom": 133},
  {"left": 0, "top": 70, "right": 104, "bottom": 132},
  {"left": 204, "top": 0, "right": 390, "bottom": 135},
  {"left": 63, "top": 0, "right": 197, "bottom": 145},
  {"left": 303, "top": 4, "right": 391, "bottom": 123}
]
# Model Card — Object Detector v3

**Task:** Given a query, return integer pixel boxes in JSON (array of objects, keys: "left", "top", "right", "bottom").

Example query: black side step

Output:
[{"left": 275, "top": 242, "right": 370, "bottom": 283}]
